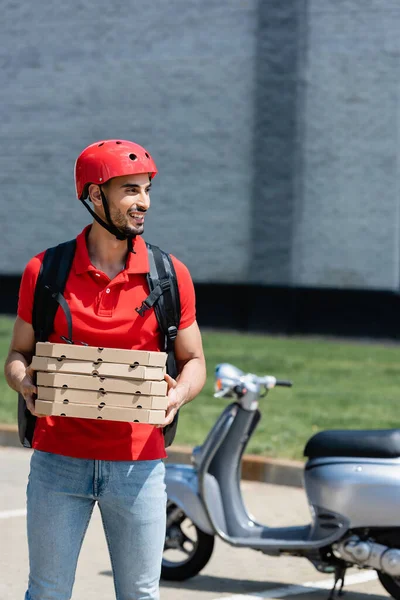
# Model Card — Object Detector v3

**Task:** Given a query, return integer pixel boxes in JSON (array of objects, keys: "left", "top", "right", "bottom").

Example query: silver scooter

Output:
[{"left": 162, "top": 363, "right": 400, "bottom": 599}]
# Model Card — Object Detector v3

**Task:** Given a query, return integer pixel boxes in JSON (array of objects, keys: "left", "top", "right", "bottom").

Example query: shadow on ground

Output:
[{"left": 99, "top": 571, "right": 388, "bottom": 599}]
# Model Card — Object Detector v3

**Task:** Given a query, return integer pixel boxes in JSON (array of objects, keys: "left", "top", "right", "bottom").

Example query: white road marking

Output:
[
  {"left": 211, "top": 570, "right": 378, "bottom": 600},
  {"left": 0, "top": 508, "right": 27, "bottom": 520}
]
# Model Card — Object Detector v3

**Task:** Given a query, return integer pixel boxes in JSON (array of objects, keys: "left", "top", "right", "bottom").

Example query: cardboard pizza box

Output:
[
  {"left": 37, "top": 386, "right": 168, "bottom": 410},
  {"left": 36, "top": 372, "right": 168, "bottom": 396},
  {"left": 35, "top": 342, "right": 167, "bottom": 367},
  {"left": 35, "top": 400, "right": 165, "bottom": 424},
  {"left": 31, "top": 356, "right": 165, "bottom": 381}
]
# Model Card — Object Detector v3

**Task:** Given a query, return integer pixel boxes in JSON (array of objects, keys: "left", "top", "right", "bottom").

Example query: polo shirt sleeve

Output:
[
  {"left": 170, "top": 256, "right": 196, "bottom": 330},
  {"left": 17, "top": 252, "right": 45, "bottom": 325}
]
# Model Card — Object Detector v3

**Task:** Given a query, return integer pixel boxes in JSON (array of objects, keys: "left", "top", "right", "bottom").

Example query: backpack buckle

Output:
[
  {"left": 160, "top": 279, "right": 171, "bottom": 292},
  {"left": 167, "top": 325, "right": 178, "bottom": 342},
  {"left": 136, "top": 301, "right": 151, "bottom": 317}
]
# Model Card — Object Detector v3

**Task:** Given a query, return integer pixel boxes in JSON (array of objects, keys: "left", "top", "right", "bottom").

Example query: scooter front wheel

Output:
[
  {"left": 377, "top": 571, "right": 400, "bottom": 600},
  {"left": 162, "top": 502, "right": 215, "bottom": 581}
]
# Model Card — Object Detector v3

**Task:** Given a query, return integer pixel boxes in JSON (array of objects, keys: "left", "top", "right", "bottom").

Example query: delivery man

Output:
[{"left": 4, "top": 139, "right": 206, "bottom": 600}]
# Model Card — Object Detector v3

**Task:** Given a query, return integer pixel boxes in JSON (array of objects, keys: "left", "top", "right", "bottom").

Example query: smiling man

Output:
[{"left": 4, "top": 139, "right": 206, "bottom": 600}]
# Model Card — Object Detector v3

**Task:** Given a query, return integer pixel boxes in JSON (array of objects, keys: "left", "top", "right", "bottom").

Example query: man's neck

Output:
[{"left": 86, "top": 221, "right": 130, "bottom": 278}]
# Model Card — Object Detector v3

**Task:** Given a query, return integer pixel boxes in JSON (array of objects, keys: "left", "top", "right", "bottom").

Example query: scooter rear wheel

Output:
[
  {"left": 377, "top": 571, "right": 400, "bottom": 600},
  {"left": 162, "top": 502, "right": 215, "bottom": 581}
]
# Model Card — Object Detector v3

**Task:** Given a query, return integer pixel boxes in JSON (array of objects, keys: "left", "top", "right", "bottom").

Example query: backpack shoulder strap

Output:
[
  {"left": 32, "top": 239, "right": 77, "bottom": 342},
  {"left": 148, "top": 244, "right": 180, "bottom": 334},
  {"left": 19, "top": 238, "right": 77, "bottom": 449},
  {"left": 140, "top": 243, "right": 181, "bottom": 448},
  {"left": 140, "top": 244, "right": 180, "bottom": 375}
]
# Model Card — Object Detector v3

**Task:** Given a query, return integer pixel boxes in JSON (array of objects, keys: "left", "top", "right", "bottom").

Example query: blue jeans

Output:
[{"left": 25, "top": 450, "right": 166, "bottom": 600}]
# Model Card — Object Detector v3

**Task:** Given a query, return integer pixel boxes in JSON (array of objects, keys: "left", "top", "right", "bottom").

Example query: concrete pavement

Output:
[{"left": 0, "top": 446, "right": 390, "bottom": 600}]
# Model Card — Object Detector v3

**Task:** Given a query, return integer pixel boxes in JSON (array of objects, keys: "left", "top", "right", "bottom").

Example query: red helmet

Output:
[{"left": 75, "top": 139, "right": 158, "bottom": 199}]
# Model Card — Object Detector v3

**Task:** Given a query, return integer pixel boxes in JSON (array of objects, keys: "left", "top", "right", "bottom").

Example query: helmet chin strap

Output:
[{"left": 79, "top": 187, "right": 136, "bottom": 252}]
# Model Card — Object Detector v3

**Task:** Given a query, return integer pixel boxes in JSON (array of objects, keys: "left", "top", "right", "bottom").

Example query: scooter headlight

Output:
[
  {"left": 214, "top": 377, "right": 232, "bottom": 398},
  {"left": 214, "top": 363, "right": 244, "bottom": 397},
  {"left": 215, "top": 378, "right": 223, "bottom": 392}
]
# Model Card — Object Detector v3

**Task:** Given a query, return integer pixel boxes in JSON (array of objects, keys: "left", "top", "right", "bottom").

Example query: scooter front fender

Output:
[{"left": 165, "top": 463, "right": 214, "bottom": 536}]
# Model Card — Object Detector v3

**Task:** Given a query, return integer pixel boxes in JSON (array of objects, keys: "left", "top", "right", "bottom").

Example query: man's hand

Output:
[
  {"left": 157, "top": 374, "right": 190, "bottom": 428},
  {"left": 155, "top": 322, "right": 206, "bottom": 430},
  {"left": 5, "top": 316, "right": 45, "bottom": 417},
  {"left": 20, "top": 365, "right": 45, "bottom": 418}
]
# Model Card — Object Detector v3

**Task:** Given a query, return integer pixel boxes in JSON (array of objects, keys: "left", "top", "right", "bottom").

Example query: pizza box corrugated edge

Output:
[
  {"left": 35, "top": 342, "right": 167, "bottom": 367},
  {"left": 31, "top": 356, "right": 166, "bottom": 381},
  {"left": 35, "top": 400, "right": 165, "bottom": 424},
  {"left": 37, "top": 386, "right": 168, "bottom": 410},
  {"left": 36, "top": 372, "right": 168, "bottom": 396}
]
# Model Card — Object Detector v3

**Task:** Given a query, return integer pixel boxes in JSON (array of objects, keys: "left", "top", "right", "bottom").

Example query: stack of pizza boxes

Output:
[{"left": 32, "top": 342, "right": 168, "bottom": 424}]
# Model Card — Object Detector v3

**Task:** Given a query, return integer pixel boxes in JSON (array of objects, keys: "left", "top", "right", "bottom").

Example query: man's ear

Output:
[{"left": 88, "top": 183, "right": 102, "bottom": 207}]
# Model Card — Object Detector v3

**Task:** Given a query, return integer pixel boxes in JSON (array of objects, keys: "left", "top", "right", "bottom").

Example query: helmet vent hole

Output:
[
  {"left": 145, "top": 152, "right": 150, "bottom": 158},
  {"left": 98, "top": 142, "right": 104, "bottom": 147},
  {"left": 116, "top": 141, "right": 122, "bottom": 144},
  {"left": 129, "top": 153, "right": 137, "bottom": 161}
]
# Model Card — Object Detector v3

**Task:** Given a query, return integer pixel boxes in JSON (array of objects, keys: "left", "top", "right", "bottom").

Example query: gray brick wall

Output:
[
  {"left": 1, "top": 0, "right": 256, "bottom": 284},
  {"left": 291, "top": 0, "right": 400, "bottom": 290},
  {"left": 1, "top": 0, "right": 400, "bottom": 291}
]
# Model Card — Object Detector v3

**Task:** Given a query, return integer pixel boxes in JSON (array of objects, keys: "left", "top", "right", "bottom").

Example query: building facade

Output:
[{"left": 2, "top": 0, "right": 400, "bottom": 335}]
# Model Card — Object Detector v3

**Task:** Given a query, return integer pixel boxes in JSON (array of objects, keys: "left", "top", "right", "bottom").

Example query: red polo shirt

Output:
[{"left": 17, "top": 225, "right": 196, "bottom": 461}]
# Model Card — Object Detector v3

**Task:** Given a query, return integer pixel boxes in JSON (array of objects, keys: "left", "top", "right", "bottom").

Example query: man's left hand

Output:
[{"left": 157, "top": 374, "right": 189, "bottom": 428}]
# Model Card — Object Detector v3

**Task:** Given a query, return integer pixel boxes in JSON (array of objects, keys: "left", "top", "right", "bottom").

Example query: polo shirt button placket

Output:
[{"left": 97, "top": 285, "right": 114, "bottom": 317}]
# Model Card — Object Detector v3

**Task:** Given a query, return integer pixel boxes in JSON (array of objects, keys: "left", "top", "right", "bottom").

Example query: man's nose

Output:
[{"left": 137, "top": 190, "right": 150, "bottom": 209}]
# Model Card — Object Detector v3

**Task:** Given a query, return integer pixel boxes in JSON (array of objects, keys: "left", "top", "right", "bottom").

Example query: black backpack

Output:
[{"left": 18, "top": 238, "right": 181, "bottom": 449}]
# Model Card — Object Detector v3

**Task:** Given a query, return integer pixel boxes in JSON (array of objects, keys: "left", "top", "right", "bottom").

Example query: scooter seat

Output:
[{"left": 304, "top": 429, "right": 400, "bottom": 459}]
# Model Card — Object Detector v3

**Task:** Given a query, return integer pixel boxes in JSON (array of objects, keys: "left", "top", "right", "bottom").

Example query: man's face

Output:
[{"left": 102, "top": 172, "right": 151, "bottom": 237}]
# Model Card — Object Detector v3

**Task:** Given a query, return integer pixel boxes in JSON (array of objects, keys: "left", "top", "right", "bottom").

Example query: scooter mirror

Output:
[{"left": 214, "top": 363, "right": 244, "bottom": 398}]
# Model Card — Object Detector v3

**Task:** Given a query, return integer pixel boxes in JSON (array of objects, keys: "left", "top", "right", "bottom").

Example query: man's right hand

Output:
[{"left": 20, "top": 365, "right": 44, "bottom": 417}]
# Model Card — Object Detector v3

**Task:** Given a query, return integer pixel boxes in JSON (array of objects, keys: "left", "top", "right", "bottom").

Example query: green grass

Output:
[{"left": 1, "top": 315, "right": 400, "bottom": 460}]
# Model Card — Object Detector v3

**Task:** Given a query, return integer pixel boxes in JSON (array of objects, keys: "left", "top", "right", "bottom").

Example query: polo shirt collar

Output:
[{"left": 74, "top": 225, "right": 150, "bottom": 275}]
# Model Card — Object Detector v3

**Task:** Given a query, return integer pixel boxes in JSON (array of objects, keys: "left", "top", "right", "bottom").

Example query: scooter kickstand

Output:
[{"left": 328, "top": 565, "right": 346, "bottom": 600}]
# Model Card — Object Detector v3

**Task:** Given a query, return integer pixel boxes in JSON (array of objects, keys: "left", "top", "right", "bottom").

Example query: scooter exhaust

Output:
[{"left": 334, "top": 536, "right": 400, "bottom": 576}]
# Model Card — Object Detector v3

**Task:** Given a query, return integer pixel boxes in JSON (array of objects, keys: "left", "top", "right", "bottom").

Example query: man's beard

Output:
[{"left": 111, "top": 208, "right": 144, "bottom": 237}]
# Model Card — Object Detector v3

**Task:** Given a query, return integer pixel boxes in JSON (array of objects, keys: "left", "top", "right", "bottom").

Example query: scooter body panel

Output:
[
  {"left": 165, "top": 464, "right": 214, "bottom": 536},
  {"left": 305, "top": 456, "right": 400, "bottom": 528},
  {"left": 193, "top": 406, "right": 351, "bottom": 552},
  {"left": 163, "top": 363, "right": 400, "bottom": 585}
]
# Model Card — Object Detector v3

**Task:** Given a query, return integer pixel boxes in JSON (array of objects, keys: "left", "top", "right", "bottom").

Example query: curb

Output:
[
  {"left": 0, "top": 424, "right": 304, "bottom": 488},
  {"left": 0, "top": 424, "right": 21, "bottom": 448},
  {"left": 165, "top": 446, "right": 304, "bottom": 488}
]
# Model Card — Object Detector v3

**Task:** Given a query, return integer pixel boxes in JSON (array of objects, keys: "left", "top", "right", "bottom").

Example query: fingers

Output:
[
  {"left": 24, "top": 395, "right": 35, "bottom": 413},
  {"left": 21, "top": 367, "right": 38, "bottom": 395},
  {"left": 157, "top": 407, "right": 178, "bottom": 429},
  {"left": 26, "top": 364, "right": 36, "bottom": 378},
  {"left": 24, "top": 395, "right": 45, "bottom": 418},
  {"left": 156, "top": 393, "right": 179, "bottom": 428},
  {"left": 21, "top": 380, "right": 38, "bottom": 399},
  {"left": 21, "top": 368, "right": 41, "bottom": 416},
  {"left": 158, "top": 376, "right": 178, "bottom": 428},
  {"left": 157, "top": 378, "right": 188, "bottom": 429},
  {"left": 164, "top": 373, "right": 177, "bottom": 389}
]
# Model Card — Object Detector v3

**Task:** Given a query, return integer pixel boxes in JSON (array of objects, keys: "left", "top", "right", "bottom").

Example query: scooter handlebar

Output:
[
  {"left": 259, "top": 375, "right": 293, "bottom": 389},
  {"left": 214, "top": 365, "right": 293, "bottom": 397},
  {"left": 275, "top": 380, "right": 293, "bottom": 387}
]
